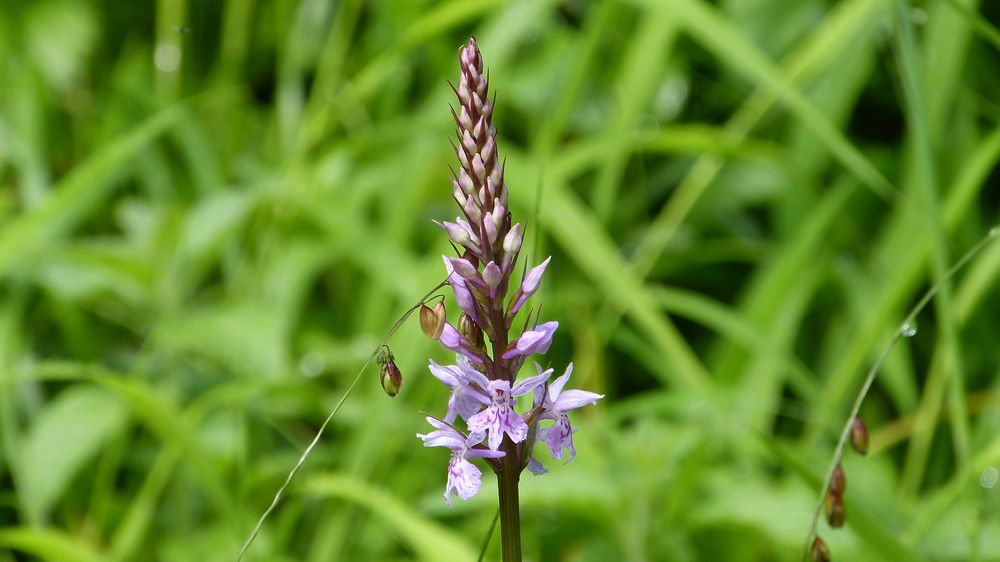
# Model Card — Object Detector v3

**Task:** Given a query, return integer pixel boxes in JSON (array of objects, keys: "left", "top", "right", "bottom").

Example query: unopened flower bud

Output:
[
  {"left": 377, "top": 347, "right": 402, "bottom": 397},
  {"left": 482, "top": 137, "right": 496, "bottom": 167},
  {"left": 830, "top": 464, "right": 846, "bottom": 496},
  {"left": 483, "top": 261, "right": 501, "bottom": 290},
  {"left": 472, "top": 154, "right": 486, "bottom": 180},
  {"left": 811, "top": 536, "right": 831, "bottom": 562},
  {"left": 824, "top": 492, "right": 846, "bottom": 528},
  {"left": 503, "top": 224, "right": 522, "bottom": 255},
  {"left": 458, "top": 106, "right": 473, "bottom": 131},
  {"left": 849, "top": 416, "right": 869, "bottom": 455},
  {"left": 458, "top": 312, "right": 483, "bottom": 348},
  {"left": 420, "top": 301, "right": 447, "bottom": 340},
  {"left": 446, "top": 257, "right": 478, "bottom": 279},
  {"left": 440, "top": 220, "right": 472, "bottom": 246},
  {"left": 459, "top": 167, "right": 474, "bottom": 195},
  {"left": 462, "top": 130, "right": 477, "bottom": 156},
  {"left": 463, "top": 197, "right": 482, "bottom": 224},
  {"left": 490, "top": 199, "right": 505, "bottom": 230},
  {"left": 484, "top": 214, "right": 498, "bottom": 244}
]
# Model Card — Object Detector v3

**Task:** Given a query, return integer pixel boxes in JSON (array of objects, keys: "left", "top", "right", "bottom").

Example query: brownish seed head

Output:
[
  {"left": 824, "top": 492, "right": 846, "bottom": 528},
  {"left": 830, "top": 463, "right": 846, "bottom": 496},
  {"left": 811, "top": 536, "right": 831, "bottom": 562},
  {"left": 419, "top": 301, "right": 447, "bottom": 340},
  {"left": 849, "top": 416, "right": 869, "bottom": 456}
]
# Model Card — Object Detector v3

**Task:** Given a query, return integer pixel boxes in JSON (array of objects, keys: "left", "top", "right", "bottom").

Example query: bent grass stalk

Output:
[
  {"left": 801, "top": 227, "right": 1000, "bottom": 561},
  {"left": 237, "top": 280, "right": 447, "bottom": 561}
]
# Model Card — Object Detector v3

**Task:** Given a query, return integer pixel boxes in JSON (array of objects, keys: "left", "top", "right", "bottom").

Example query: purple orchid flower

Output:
[
  {"left": 534, "top": 363, "right": 603, "bottom": 462},
  {"left": 466, "top": 366, "right": 552, "bottom": 451},
  {"left": 429, "top": 356, "right": 489, "bottom": 423},
  {"left": 417, "top": 417, "right": 505, "bottom": 506}
]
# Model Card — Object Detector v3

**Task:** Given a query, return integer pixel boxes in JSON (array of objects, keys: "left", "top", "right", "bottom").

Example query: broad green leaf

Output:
[
  {"left": 0, "top": 527, "right": 104, "bottom": 562},
  {"left": 18, "top": 384, "right": 127, "bottom": 521}
]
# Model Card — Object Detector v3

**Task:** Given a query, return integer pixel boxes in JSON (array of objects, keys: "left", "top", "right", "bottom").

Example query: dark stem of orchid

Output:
[
  {"left": 498, "top": 436, "right": 523, "bottom": 562},
  {"left": 490, "top": 316, "right": 521, "bottom": 561}
]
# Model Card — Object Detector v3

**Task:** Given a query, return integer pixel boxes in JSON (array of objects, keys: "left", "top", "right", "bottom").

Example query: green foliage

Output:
[{"left": 1, "top": 0, "right": 999, "bottom": 560}]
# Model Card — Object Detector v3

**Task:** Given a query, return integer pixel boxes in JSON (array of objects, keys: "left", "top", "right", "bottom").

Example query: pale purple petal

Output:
[
  {"left": 439, "top": 323, "right": 462, "bottom": 350},
  {"left": 460, "top": 361, "right": 492, "bottom": 390},
  {"left": 445, "top": 456, "right": 482, "bottom": 506},
  {"left": 417, "top": 418, "right": 466, "bottom": 451},
  {"left": 554, "top": 389, "right": 604, "bottom": 412},
  {"left": 450, "top": 390, "right": 487, "bottom": 422},
  {"left": 445, "top": 267, "right": 479, "bottom": 321},
  {"left": 418, "top": 430, "right": 465, "bottom": 450},
  {"left": 521, "top": 257, "right": 551, "bottom": 294},
  {"left": 502, "top": 321, "right": 558, "bottom": 359},
  {"left": 511, "top": 365, "right": 553, "bottom": 397},
  {"left": 444, "top": 256, "right": 478, "bottom": 280},
  {"left": 547, "top": 364, "right": 573, "bottom": 402},
  {"left": 543, "top": 415, "right": 576, "bottom": 462},
  {"left": 464, "top": 447, "right": 506, "bottom": 460},
  {"left": 512, "top": 257, "right": 551, "bottom": 313},
  {"left": 428, "top": 360, "right": 464, "bottom": 389},
  {"left": 428, "top": 359, "right": 489, "bottom": 421},
  {"left": 526, "top": 456, "right": 548, "bottom": 476},
  {"left": 545, "top": 363, "right": 604, "bottom": 412},
  {"left": 439, "top": 323, "right": 484, "bottom": 364}
]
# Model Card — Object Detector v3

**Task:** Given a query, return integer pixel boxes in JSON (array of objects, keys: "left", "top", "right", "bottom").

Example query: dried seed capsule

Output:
[
  {"left": 458, "top": 312, "right": 483, "bottom": 348},
  {"left": 377, "top": 347, "right": 402, "bottom": 397},
  {"left": 830, "top": 464, "right": 846, "bottom": 496},
  {"left": 420, "top": 301, "right": 447, "bottom": 340},
  {"left": 811, "top": 536, "right": 831, "bottom": 562},
  {"left": 824, "top": 492, "right": 846, "bottom": 528},
  {"left": 849, "top": 416, "right": 869, "bottom": 456}
]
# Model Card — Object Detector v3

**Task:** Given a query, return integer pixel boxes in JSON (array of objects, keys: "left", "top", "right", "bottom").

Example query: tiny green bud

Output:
[
  {"left": 849, "top": 416, "right": 869, "bottom": 456},
  {"left": 377, "top": 347, "right": 402, "bottom": 397},
  {"left": 420, "top": 301, "right": 447, "bottom": 340},
  {"left": 830, "top": 464, "right": 846, "bottom": 496},
  {"left": 811, "top": 536, "right": 831, "bottom": 562},
  {"left": 824, "top": 492, "right": 846, "bottom": 528}
]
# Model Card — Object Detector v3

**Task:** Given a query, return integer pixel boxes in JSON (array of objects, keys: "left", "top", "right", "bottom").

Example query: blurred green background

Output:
[{"left": 2, "top": 0, "right": 1000, "bottom": 560}]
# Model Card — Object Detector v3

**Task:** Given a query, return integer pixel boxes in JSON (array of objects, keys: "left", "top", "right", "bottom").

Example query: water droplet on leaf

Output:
[{"left": 900, "top": 322, "right": 917, "bottom": 337}]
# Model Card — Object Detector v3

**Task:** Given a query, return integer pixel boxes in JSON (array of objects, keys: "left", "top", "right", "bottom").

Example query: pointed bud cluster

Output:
[
  {"left": 849, "top": 416, "right": 869, "bottom": 455},
  {"left": 420, "top": 301, "right": 447, "bottom": 340},
  {"left": 441, "top": 37, "right": 520, "bottom": 287},
  {"left": 377, "top": 346, "right": 402, "bottom": 397}
]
